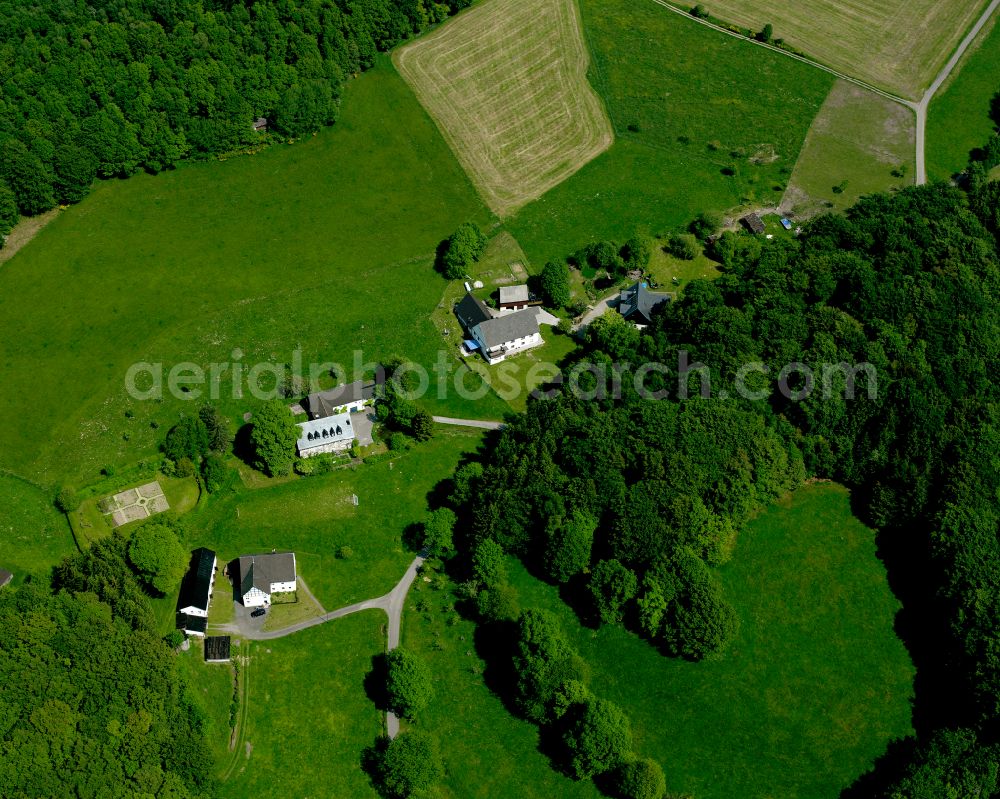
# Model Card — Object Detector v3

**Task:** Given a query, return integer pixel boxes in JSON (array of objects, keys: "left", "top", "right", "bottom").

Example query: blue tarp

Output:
[{"left": 463, "top": 339, "right": 480, "bottom": 351}]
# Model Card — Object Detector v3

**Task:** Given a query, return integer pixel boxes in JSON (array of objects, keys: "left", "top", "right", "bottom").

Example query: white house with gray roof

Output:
[
  {"left": 296, "top": 411, "right": 354, "bottom": 458},
  {"left": 238, "top": 552, "right": 297, "bottom": 607},
  {"left": 471, "top": 308, "right": 542, "bottom": 364}
]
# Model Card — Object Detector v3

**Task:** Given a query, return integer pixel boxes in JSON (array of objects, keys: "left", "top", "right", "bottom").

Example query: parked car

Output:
[{"left": 251, "top": 608, "right": 266, "bottom": 618}]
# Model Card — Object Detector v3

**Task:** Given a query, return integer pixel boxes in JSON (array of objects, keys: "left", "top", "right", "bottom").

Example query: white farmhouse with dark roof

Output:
[
  {"left": 306, "top": 379, "right": 375, "bottom": 418},
  {"left": 238, "top": 552, "right": 297, "bottom": 608},
  {"left": 297, "top": 411, "right": 354, "bottom": 458},
  {"left": 470, "top": 308, "right": 542, "bottom": 364},
  {"left": 177, "top": 548, "right": 217, "bottom": 638}
]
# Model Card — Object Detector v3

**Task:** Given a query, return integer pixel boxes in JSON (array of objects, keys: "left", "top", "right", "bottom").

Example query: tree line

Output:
[
  {"left": 432, "top": 176, "right": 1000, "bottom": 794},
  {"left": 0, "top": 0, "right": 471, "bottom": 242},
  {"left": 0, "top": 532, "right": 216, "bottom": 798}
]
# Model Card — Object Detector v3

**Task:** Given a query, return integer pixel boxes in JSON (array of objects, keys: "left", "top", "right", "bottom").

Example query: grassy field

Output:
[
  {"left": 395, "top": 0, "right": 613, "bottom": 217},
  {"left": 0, "top": 475, "right": 76, "bottom": 582},
  {"left": 647, "top": 245, "right": 722, "bottom": 292},
  {"left": 201, "top": 613, "right": 386, "bottom": 797},
  {"left": 188, "top": 430, "right": 482, "bottom": 610},
  {"left": 683, "top": 0, "right": 990, "bottom": 100},
  {"left": 927, "top": 14, "right": 1000, "bottom": 180},
  {"left": 505, "top": 0, "right": 832, "bottom": 266},
  {"left": 783, "top": 80, "right": 915, "bottom": 215},
  {"left": 407, "top": 483, "right": 914, "bottom": 799},
  {"left": 0, "top": 57, "right": 508, "bottom": 495}
]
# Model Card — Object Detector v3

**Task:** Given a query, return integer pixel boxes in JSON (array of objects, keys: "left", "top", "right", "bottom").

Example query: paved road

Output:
[
  {"left": 432, "top": 416, "right": 504, "bottom": 430},
  {"left": 913, "top": 0, "right": 1000, "bottom": 184},
  {"left": 217, "top": 557, "right": 427, "bottom": 738},
  {"left": 572, "top": 292, "right": 618, "bottom": 332},
  {"left": 650, "top": 0, "right": 1000, "bottom": 187}
]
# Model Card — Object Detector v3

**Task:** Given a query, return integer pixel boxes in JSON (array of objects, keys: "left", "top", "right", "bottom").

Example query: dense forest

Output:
[
  {"left": 0, "top": 532, "right": 215, "bottom": 798},
  {"left": 435, "top": 179, "right": 1000, "bottom": 794},
  {"left": 0, "top": 0, "right": 468, "bottom": 238}
]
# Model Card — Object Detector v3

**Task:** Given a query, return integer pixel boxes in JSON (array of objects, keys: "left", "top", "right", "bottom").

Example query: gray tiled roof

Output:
[
  {"left": 619, "top": 282, "right": 671, "bottom": 325},
  {"left": 239, "top": 552, "right": 296, "bottom": 596},
  {"left": 455, "top": 292, "right": 493, "bottom": 329},
  {"left": 307, "top": 380, "right": 374, "bottom": 418},
  {"left": 474, "top": 308, "right": 540, "bottom": 349},
  {"left": 499, "top": 284, "right": 529, "bottom": 304},
  {"left": 297, "top": 411, "right": 353, "bottom": 451}
]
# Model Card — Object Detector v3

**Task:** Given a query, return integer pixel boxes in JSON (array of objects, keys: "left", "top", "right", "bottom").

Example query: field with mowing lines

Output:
[
  {"left": 678, "top": 0, "right": 988, "bottom": 100},
  {"left": 783, "top": 80, "right": 914, "bottom": 214},
  {"left": 507, "top": 0, "right": 832, "bottom": 265},
  {"left": 394, "top": 0, "right": 612, "bottom": 216},
  {"left": 927, "top": 13, "right": 1000, "bottom": 180}
]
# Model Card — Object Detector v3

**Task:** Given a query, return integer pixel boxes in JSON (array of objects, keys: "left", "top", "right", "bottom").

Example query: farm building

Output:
[
  {"left": 178, "top": 548, "right": 217, "bottom": 619},
  {"left": 204, "top": 636, "right": 231, "bottom": 663},
  {"left": 741, "top": 213, "right": 766, "bottom": 234},
  {"left": 618, "top": 282, "right": 672, "bottom": 326},
  {"left": 238, "top": 552, "right": 297, "bottom": 608},
  {"left": 306, "top": 379, "right": 375, "bottom": 418},
  {"left": 498, "top": 284, "right": 530, "bottom": 311},
  {"left": 253, "top": 117, "right": 268, "bottom": 132},
  {"left": 0, "top": 569, "right": 12, "bottom": 589},
  {"left": 297, "top": 411, "right": 354, "bottom": 458},
  {"left": 454, "top": 292, "right": 493, "bottom": 330},
  {"left": 469, "top": 308, "right": 543, "bottom": 364}
]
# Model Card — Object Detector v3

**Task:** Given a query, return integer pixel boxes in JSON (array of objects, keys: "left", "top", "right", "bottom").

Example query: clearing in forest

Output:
[
  {"left": 690, "top": 0, "right": 988, "bottom": 100},
  {"left": 394, "top": 0, "right": 613, "bottom": 216},
  {"left": 782, "top": 80, "right": 915, "bottom": 215}
]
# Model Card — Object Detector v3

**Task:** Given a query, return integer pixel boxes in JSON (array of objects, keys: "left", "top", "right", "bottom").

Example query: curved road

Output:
[
  {"left": 219, "top": 556, "right": 426, "bottom": 738},
  {"left": 650, "top": 0, "right": 1000, "bottom": 186}
]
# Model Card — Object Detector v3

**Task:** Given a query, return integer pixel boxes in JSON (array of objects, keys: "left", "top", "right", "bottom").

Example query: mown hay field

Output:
[
  {"left": 394, "top": 0, "right": 613, "bottom": 216},
  {"left": 688, "top": 0, "right": 989, "bottom": 100}
]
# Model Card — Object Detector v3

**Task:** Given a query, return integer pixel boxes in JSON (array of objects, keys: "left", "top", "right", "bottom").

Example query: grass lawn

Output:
[
  {"left": 199, "top": 612, "right": 385, "bottom": 797},
  {"left": 261, "top": 582, "right": 326, "bottom": 631},
  {"left": 783, "top": 80, "right": 915, "bottom": 215},
  {"left": 0, "top": 474, "right": 76, "bottom": 582},
  {"left": 506, "top": 0, "right": 832, "bottom": 266},
  {"left": 395, "top": 0, "right": 612, "bottom": 216},
  {"left": 681, "top": 0, "right": 990, "bottom": 100},
  {"left": 927, "top": 14, "right": 1000, "bottom": 180},
  {"left": 176, "top": 643, "right": 237, "bottom": 770},
  {"left": 188, "top": 430, "right": 482, "bottom": 610},
  {"left": 647, "top": 244, "right": 722, "bottom": 293},
  {"left": 408, "top": 483, "right": 913, "bottom": 799},
  {"left": 0, "top": 56, "right": 507, "bottom": 497}
]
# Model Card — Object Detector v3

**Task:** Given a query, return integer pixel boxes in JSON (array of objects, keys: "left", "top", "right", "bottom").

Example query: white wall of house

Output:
[
  {"left": 242, "top": 586, "right": 270, "bottom": 608},
  {"left": 478, "top": 331, "right": 543, "bottom": 364},
  {"left": 298, "top": 437, "right": 353, "bottom": 458},
  {"left": 270, "top": 579, "right": 297, "bottom": 594},
  {"left": 183, "top": 625, "right": 206, "bottom": 638}
]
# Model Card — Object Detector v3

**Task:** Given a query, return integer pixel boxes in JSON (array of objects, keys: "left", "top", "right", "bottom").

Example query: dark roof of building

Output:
[
  {"left": 307, "top": 380, "right": 376, "bottom": 419},
  {"left": 0, "top": 569, "right": 12, "bottom": 588},
  {"left": 474, "top": 308, "right": 540, "bottom": 349},
  {"left": 455, "top": 292, "right": 493, "bottom": 329},
  {"left": 239, "top": 552, "right": 296, "bottom": 596},
  {"left": 178, "top": 614, "right": 207, "bottom": 633},
  {"left": 741, "top": 213, "right": 766, "bottom": 234},
  {"left": 205, "top": 636, "right": 231, "bottom": 662},
  {"left": 177, "top": 548, "right": 216, "bottom": 612},
  {"left": 618, "top": 282, "right": 672, "bottom": 325}
]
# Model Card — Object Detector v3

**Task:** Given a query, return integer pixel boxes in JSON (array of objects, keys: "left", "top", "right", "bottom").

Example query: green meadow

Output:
[
  {"left": 0, "top": 57, "right": 504, "bottom": 493},
  {"left": 927, "top": 16, "right": 1000, "bottom": 180},
  {"left": 507, "top": 0, "right": 833, "bottom": 264},
  {"left": 188, "top": 429, "right": 482, "bottom": 610},
  {"left": 406, "top": 483, "right": 914, "bottom": 799}
]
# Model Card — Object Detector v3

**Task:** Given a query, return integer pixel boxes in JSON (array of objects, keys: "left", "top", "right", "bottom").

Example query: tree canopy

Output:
[{"left": 250, "top": 399, "right": 300, "bottom": 476}]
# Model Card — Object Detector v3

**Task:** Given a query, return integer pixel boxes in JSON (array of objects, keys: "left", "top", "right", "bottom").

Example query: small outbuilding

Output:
[
  {"left": 741, "top": 213, "right": 766, "bottom": 235},
  {"left": 205, "top": 636, "right": 231, "bottom": 663},
  {"left": 780, "top": 217, "right": 793, "bottom": 230},
  {"left": 498, "top": 284, "right": 530, "bottom": 312},
  {"left": 253, "top": 117, "right": 268, "bottom": 132},
  {"left": 0, "top": 569, "right": 12, "bottom": 589}
]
